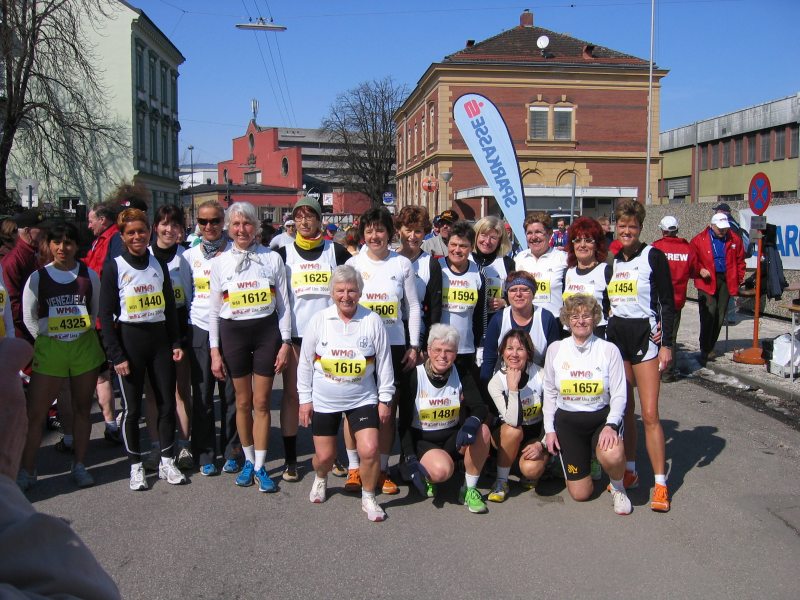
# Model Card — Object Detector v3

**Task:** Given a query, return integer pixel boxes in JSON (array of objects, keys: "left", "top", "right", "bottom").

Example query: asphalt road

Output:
[{"left": 26, "top": 376, "right": 800, "bottom": 600}]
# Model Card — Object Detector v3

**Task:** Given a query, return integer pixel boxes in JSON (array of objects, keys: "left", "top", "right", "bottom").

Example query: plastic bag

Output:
[{"left": 772, "top": 333, "right": 800, "bottom": 367}]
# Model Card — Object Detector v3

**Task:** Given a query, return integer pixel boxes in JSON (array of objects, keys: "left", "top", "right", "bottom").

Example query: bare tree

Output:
[
  {"left": 321, "top": 77, "right": 407, "bottom": 206},
  {"left": 0, "top": 0, "right": 128, "bottom": 211}
]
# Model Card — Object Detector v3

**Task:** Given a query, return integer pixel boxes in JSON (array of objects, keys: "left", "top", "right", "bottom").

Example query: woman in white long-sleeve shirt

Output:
[
  {"left": 542, "top": 294, "right": 631, "bottom": 515},
  {"left": 209, "top": 202, "right": 291, "bottom": 494},
  {"left": 298, "top": 265, "right": 394, "bottom": 522}
]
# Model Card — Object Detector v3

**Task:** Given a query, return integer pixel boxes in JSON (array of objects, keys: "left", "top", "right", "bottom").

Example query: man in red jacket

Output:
[
  {"left": 653, "top": 216, "right": 698, "bottom": 381},
  {"left": 690, "top": 213, "right": 746, "bottom": 366},
  {"left": 1, "top": 209, "right": 44, "bottom": 343}
]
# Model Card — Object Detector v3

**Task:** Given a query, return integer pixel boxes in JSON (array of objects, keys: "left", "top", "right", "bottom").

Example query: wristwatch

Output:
[
  {"left": 282, "top": 339, "right": 292, "bottom": 346},
  {"left": 605, "top": 422, "right": 620, "bottom": 433}
]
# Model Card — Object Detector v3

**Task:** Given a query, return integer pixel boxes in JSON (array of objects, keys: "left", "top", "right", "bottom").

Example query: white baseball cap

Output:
[
  {"left": 659, "top": 216, "right": 678, "bottom": 232},
  {"left": 710, "top": 213, "right": 730, "bottom": 229}
]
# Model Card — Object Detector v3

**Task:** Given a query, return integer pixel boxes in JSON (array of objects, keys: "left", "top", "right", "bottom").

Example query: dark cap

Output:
[
  {"left": 292, "top": 195, "right": 322, "bottom": 220},
  {"left": 13, "top": 209, "right": 44, "bottom": 228},
  {"left": 438, "top": 209, "right": 457, "bottom": 224},
  {"left": 326, "top": 223, "right": 338, "bottom": 233},
  {"left": 121, "top": 198, "right": 148, "bottom": 212},
  {"left": 712, "top": 203, "right": 731, "bottom": 213}
]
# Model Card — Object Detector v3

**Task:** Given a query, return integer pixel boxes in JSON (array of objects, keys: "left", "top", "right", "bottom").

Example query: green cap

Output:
[{"left": 292, "top": 195, "right": 322, "bottom": 220}]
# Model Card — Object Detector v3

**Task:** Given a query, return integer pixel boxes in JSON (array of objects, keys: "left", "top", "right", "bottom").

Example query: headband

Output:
[{"left": 505, "top": 277, "right": 537, "bottom": 293}]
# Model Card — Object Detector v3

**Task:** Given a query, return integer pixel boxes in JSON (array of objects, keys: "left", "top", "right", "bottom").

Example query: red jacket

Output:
[
  {"left": 690, "top": 227, "right": 745, "bottom": 296},
  {"left": 83, "top": 224, "right": 120, "bottom": 278},
  {"left": 652, "top": 236, "right": 698, "bottom": 310},
  {"left": 1, "top": 238, "right": 39, "bottom": 341}
]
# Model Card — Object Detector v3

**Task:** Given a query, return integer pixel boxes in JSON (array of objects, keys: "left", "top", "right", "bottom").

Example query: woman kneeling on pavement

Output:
[
  {"left": 398, "top": 324, "right": 491, "bottom": 514},
  {"left": 486, "top": 329, "right": 549, "bottom": 502},
  {"left": 298, "top": 265, "right": 394, "bottom": 522},
  {"left": 543, "top": 294, "right": 631, "bottom": 515}
]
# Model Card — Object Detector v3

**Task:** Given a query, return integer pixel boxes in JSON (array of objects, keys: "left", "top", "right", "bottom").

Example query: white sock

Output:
[
  {"left": 105, "top": 420, "right": 118, "bottom": 432},
  {"left": 362, "top": 489, "right": 375, "bottom": 500},
  {"left": 654, "top": 474, "right": 667, "bottom": 486},
  {"left": 346, "top": 448, "right": 360, "bottom": 469},
  {"left": 465, "top": 473, "right": 480, "bottom": 489},
  {"left": 131, "top": 462, "right": 143, "bottom": 472},
  {"left": 315, "top": 474, "right": 327, "bottom": 485},
  {"left": 62, "top": 434, "right": 74, "bottom": 447},
  {"left": 380, "top": 453, "right": 389, "bottom": 472},
  {"left": 610, "top": 478, "right": 624, "bottom": 492},
  {"left": 254, "top": 450, "right": 267, "bottom": 471},
  {"left": 243, "top": 445, "right": 255, "bottom": 464},
  {"left": 626, "top": 461, "right": 636, "bottom": 473},
  {"left": 496, "top": 466, "right": 511, "bottom": 482}
]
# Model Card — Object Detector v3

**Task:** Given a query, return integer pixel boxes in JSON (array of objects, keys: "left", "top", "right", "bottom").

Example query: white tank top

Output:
[
  {"left": 412, "top": 364, "right": 462, "bottom": 432},
  {"left": 497, "top": 307, "right": 548, "bottom": 367},
  {"left": 285, "top": 241, "right": 337, "bottom": 337},
  {"left": 498, "top": 364, "right": 544, "bottom": 427},
  {"left": 153, "top": 244, "right": 189, "bottom": 309},
  {"left": 563, "top": 263, "right": 608, "bottom": 326},
  {"left": 550, "top": 337, "right": 612, "bottom": 413},
  {"left": 476, "top": 254, "right": 508, "bottom": 309},
  {"left": 186, "top": 241, "right": 229, "bottom": 331},
  {"left": 439, "top": 258, "right": 481, "bottom": 354},
  {"left": 350, "top": 251, "right": 408, "bottom": 346},
  {"left": 114, "top": 255, "right": 166, "bottom": 323}
]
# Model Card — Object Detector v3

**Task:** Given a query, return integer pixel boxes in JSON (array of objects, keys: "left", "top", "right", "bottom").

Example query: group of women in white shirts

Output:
[{"left": 14, "top": 194, "right": 675, "bottom": 522}]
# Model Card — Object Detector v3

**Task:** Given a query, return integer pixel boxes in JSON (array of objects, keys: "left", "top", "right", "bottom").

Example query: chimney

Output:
[
  {"left": 520, "top": 9, "right": 533, "bottom": 28},
  {"left": 582, "top": 44, "right": 595, "bottom": 59},
  {"left": 466, "top": 39, "right": 475, "bottom": 48}
]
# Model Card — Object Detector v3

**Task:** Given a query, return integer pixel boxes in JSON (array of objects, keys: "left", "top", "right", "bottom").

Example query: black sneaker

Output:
[{"left": 104, "top": 428, "right": 122, "bottom": 445}]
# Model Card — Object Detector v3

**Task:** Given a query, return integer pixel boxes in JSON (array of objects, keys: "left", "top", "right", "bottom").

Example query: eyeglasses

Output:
[
  {"left": 478, "top": 232, "right": 500, "bottom": 242},
  {"left": 572, "top": 237, "right": 596, "bottom": 245},
  {"left": 294, "top": 214, "right": 317, "bottom": 223},
  {"left": 569, "top": 313, "right": 593, "bottom": 323},
  {"left": 508, "top": 286, "right": 533, "bottom": 295},
  {"left": 197, "top": 218, "right": 222, "bottom": 226}
]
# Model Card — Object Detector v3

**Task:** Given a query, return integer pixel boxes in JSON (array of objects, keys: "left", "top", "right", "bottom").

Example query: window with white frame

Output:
[
  {"left": 553, "top": 107, "right": 573, "bottom": 140},
  {"left": 528, "top": 106, "right": 548, "bottom": 140}
]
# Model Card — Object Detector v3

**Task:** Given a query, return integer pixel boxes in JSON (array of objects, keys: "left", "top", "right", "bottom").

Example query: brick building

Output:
[{"left": 394, "top": 9, "right": 666, "bottom": 221}]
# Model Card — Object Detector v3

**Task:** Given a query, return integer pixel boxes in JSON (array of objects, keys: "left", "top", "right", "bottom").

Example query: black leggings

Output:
[{"left": 117, "top": 322, "right": 177, "bottom": 464}]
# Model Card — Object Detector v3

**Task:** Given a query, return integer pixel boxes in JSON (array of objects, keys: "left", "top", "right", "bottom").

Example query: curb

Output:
[{"left": 707, "top": 358, "right": 799, "bottom": 402}]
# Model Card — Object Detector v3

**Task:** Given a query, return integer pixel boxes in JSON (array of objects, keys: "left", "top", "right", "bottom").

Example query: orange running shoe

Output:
[
  {"left": 607, "top": 469, "right": 639, "bottom": 493},
  {"left": 344, "top": 468, "right": 361, "bottom": 493},
  {"left": 379, "top": 471, "right": 399, "bottom": 495},
  {"left": 650, "top": 483, "right": 670, "bottom": 512}
]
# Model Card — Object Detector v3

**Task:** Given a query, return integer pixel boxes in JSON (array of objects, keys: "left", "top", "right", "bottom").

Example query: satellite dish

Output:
[{"left": 536, "top": 35, "right": 550, "bottom": 50}]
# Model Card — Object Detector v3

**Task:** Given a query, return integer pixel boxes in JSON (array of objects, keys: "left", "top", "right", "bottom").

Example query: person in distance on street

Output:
[
  {"left": 605, "top": 199, "right": 674, "bottom": 512},
  {"left": 690, "top": 213, "right": 745, "bottom": 367},
  {"left": 652, "top": 216, "right": 699, "bottom": 381},
  {"left": 421, "top": 209, "right": 457, "bottom": 259},
  {"left": 397, "top": 324, "right": 491, "bottom": 513},
  {"left": 298, "top": 265, "right": 394, "bottom": 522},
  {"left": 486, "top": 329, "right": 549, "bottom": 501},
  {"left": 543, "top": 294, "right": 631, "bottom": 515}
]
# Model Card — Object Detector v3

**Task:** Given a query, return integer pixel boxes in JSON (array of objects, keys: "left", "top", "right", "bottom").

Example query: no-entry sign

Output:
[{"left": 748, "top": 172, "right": 771, "bottom": 216}]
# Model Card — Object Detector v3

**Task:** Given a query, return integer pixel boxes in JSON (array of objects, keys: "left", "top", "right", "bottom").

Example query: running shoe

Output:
[
  {"left": 235, "top": 460, "right": 255, "bottom": 487},
  {"left": 344, "top": 468, "right": 362, "bottom": 493},
  {"left": 608, "top": 469, "right": 639, "bottom": 492},
  {"left": 361, "top": 496, "right": 386, "bottom": 522},
  {"left": 309, "top": 477, "right": 327, "bottom": 503},
  {"left": 158, "top": 459, "right": 187, "bottom": 485},
  {"left": 610, "top": 487, "right": 632, "bottom": 515},
  {"left": 200, "top": 463, "right": 219, "bottom": 476},
  {"left": 459, "top": 485, "right": 488, "bottom": 514},
  {"left": 16, "top": 468, "right": 37, "bottom": 492},
  {"left": 71, "top": 463, "right": 95, "bottom": 488},
  {"left": 331, "top": 458, "right": 347, "bottom": 477},
  {"left": 55, "top": 437, "right": 74, "bottom": 454},
  {"left": 519, "top": 477, "right": 537, "bottom": 491},
  {"left": 379, "top": 471, "right": 399, "bottom": 495},
  {"left": 254, "top": 466, "right": 277, "bottom": 493},
  {"left": 487, "top": 479, "right": 509, "bottom": 503},
  {"left": 104, "top": 427, "right": 122, "bottom": 445},
  {"left": 281, "top": 463, "right": 300, "bottom": 482},
  {"left": 590, "top": 458, "right": 602, "bottom": 481},
  {"left": 424, "top": 480, "right": 436, "bottom": 498},
  {"left": 176, "top": 447, "right": 194, "bottom": 471},
  {"left": 222, "top": 458, "right": 241, "bottom": 474},
  {"left": 142, "top": 450, "right": 160, "bottom": 472},
  {"left": 650, "top": 483, "right": 670, "bottom": 512},
  {"left": 129, "top": 464, "right": 147, "bottom": 491}
]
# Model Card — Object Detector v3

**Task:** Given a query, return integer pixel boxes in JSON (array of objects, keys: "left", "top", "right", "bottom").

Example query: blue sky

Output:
[{"left": 131, "top": 0, "right": 799, "bottom": 166}]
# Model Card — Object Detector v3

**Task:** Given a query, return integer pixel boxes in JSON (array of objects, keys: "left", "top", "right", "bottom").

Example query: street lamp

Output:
[
  {"left": 439, "top": 170, "right": 453, "bottom": 215},
  {"left": 188, "top": 145, "right": 195, "bottom": 222}
]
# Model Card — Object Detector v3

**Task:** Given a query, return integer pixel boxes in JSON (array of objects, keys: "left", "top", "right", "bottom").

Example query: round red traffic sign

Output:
[{"left": 748, "top": 172, "right": 771, "bottom": 216}]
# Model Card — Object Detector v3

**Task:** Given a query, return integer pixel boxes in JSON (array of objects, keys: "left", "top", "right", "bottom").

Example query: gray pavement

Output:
[{"left": 24, "top": 363, "right": 800, "bottom": 599}]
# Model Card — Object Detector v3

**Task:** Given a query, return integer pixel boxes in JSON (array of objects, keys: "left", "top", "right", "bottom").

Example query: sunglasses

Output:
[
  {"left": 572, "top": 237, "right": 596, "bottom": 245},
  {"left": 197, "top": 218, "right": 222, "bottom": 226}
]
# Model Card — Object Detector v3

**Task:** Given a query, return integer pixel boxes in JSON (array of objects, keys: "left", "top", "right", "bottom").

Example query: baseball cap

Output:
[
  {"left": 658, "top": 216, "right": 678, "bottom": 232},
  {"left": 711, "top": 213, "right": 730, "bottom": 229},
  {"left": 712, "top": 203, "right": 731, "bottom": 213},
  {"left": 284, "top": 219, "right": 295, "bottom": 227},
  {"left": 13, "top": 209, "right": 44, "bottom": 228},
  {"left": 326, "top": 223, "right": 338, "bottom": 233},
  {"left": 438, "top": 209, "right": 457, "bottom": 224}
]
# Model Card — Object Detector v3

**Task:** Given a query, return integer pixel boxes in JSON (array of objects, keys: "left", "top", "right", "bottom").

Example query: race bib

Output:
[
  {"left": 418, "top": 406, "right": 460, "bottom": 430},
  {"left": 173, "top": 284, "right": 186, "bottom": 306},
  {"left": 533, "top": 277, "right": 551, "bottom": 304},
  {"left": 319, "top": 356, "right": 367, "bottom": 382},
  {"left": 47, "top": 305, "right": 91, "bottom": 341},
  {"left": 563, "top": 282, "right": 595, "bottom": 300},
  {"left": 0, "top": 289, "right": 6, "bottom": 310},
  {"left": 559, "top": 379, "right": 604, "bottom": 401},
  {"left": 443, "top": 286, "right": 478, "bottom": 313},
  {"left": 125, "top": 291, "right": 165, "bottom": 319},
  {"left": 485, "top": 276, "right": 502, "bottom": 302},
  {"left": 361, "top": 300, "right": 399, "bottom": 324},
  {"left": 228, "top": 288, "right": 272, "bottom": 311},
  {"left": 608, "top": 276, "right": 637, "bottom": 305},
  {"left": 291, "top": 270, "right": 330, "bottom": 297},
  {"left": 194, "top": 277, "right": 210, "bottom": 294},
  {"left": 521, "top": 397, "right": 542, "bottom": 426}
]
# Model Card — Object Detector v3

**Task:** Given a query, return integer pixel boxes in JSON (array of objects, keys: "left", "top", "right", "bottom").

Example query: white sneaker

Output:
[
  {"left": 176, "top": 447, "right": 194, "bottom": 471},
  {"left": 309, "top": 477, "right": 327, "bottom": 503},
  {"left": 129, "top": 463, "right": 148, "bottom": 491},
  {"left": 71, "top": 463, "right": 95, "bottom": 488},
  {"left": 158, "top": 458, "right": 187, "bottom": 485},
  {"left": 610, "top": 487, "right": 632, "bottom": 515},
  {"left": 361, "top": 496, "right": 386, "bottom": 522}
]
